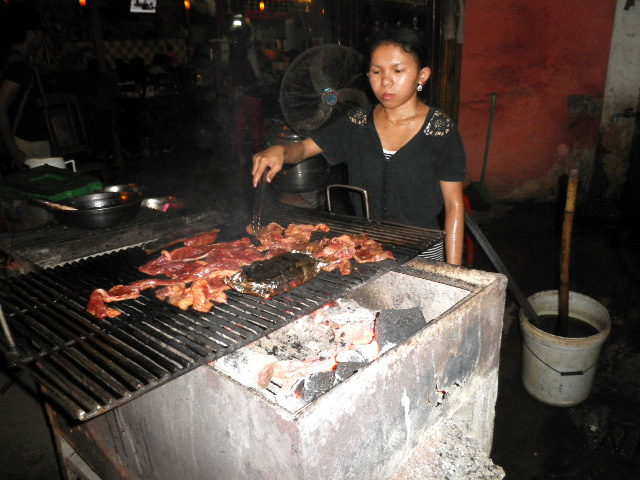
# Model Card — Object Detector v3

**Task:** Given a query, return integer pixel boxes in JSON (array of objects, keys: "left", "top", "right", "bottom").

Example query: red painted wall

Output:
[{"left": 458, "top": 0, "right": 617, "bottom": 199}]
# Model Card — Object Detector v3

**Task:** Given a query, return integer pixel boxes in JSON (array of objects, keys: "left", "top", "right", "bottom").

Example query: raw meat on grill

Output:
[
  {"left": 139, "top": 238, "right": 262, "bottom": 278},
  {"left": 86, "top": 223, "right": 394, "bottom": 319},
  {"left": 86, "top": 278, "right": 178, "bottom": 318},
  {"left": 352, "top": 235, "right": 396, "bottom": 263},
  {"left": 247, "top": 222, "right": 331, "bottom": 257},
  {"left": 183, "top": 229, "right": 220, "bottom": 247},
  {"left": 313, "top": 234, "right": 357, "bottom": 275},
  {"left": 156, "top": 277, "right": 232, "bottom": 312}
]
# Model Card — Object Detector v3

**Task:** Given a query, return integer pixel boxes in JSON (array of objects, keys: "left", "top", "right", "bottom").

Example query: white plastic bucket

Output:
[
  {"left": 520, "top": 290, "right": 610, "bottom": 406},
  {"left": 24, "top": 157, "right": 76, "bottom": 172}
]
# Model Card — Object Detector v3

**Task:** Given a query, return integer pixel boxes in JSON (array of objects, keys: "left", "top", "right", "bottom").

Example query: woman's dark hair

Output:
[{"left": 369, "top": 27, "right": 430, "bottom": 69}]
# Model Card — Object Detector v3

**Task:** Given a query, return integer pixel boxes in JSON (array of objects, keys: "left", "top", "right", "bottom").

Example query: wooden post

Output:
[{"left": 557, "top": 169, "right": 579, "bottom": 336}]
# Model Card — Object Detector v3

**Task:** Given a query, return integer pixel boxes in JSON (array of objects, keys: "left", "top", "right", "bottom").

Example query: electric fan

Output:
[{"left": 279, "top": 44, "right": 370, "bottom": 137}]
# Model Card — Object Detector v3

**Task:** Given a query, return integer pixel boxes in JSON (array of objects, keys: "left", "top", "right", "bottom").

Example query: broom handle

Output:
[
  {"left": 557, "top": 169, "right": 579, "bottom": 336},
  {"left": 464, "top": 212, "right": 541, "bottom": 329},
  {"left": 480, "top": 93, "right": 497, "bottom": 186}
]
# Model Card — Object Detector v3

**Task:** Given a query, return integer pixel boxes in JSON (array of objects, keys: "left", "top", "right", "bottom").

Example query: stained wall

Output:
[{"left": 458, "top": 0, "right": 618, "bottom": 200}]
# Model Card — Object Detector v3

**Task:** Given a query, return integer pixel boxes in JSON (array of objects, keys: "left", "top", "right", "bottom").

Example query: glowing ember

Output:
[{"left": 214, "top": 298, "right": 427, "bottom": 411}]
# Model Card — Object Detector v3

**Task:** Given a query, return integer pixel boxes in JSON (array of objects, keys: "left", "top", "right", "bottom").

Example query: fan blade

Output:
[
  {"left": 279, "top": 44, "right": 367, "bottom": 136},
  {"left": 288, "top": 101, "right": 333, "bottom": 137},
  {"left": 336, "top": 88, "right": 369, "bottom": 106},
  {"left": 308, "top": 50, "right": 331, "bottom": 94},
  {"left": 281, "top": 87, "right": 323, "bottom": 103}
]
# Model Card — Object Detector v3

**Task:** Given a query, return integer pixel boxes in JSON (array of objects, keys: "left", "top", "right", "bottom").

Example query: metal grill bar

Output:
[
  {"left": 269, "top": 205, "right": 443, "bottom": 251},
  {"left": 0, "top": 214, "right": 443, "bottom": 420}
]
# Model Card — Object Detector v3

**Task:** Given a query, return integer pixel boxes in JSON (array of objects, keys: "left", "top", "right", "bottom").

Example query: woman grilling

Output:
[{"left": 251, "top": 28, "right": 466, "bottom": 265}]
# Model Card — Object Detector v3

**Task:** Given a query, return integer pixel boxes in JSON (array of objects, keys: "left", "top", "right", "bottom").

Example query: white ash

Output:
[
  {"left": 336, "top": 342, "right": 379, "bottom": 363},
  {"left": 257, "top": 298, "right": 378, "bottom": 362},
  {"left": 391, "top": 419, "right": 505, "bottom": 480},
  {"left": 213, "top": 344, "right": 279, "bottom": 390},
  {"left": 213, "top": 298, "right": 379, "bottom": 408}
]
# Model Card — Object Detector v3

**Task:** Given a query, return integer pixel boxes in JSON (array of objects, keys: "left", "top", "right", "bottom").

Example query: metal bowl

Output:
[
  {"left": 141, "top": 196, "right": 186, "bottom": 212},
  {"left": 100, "top": 183, "right": 147, "bottom": 195},
  {"left": 57, "top": 192, "right": 142, "bottom": 229}
]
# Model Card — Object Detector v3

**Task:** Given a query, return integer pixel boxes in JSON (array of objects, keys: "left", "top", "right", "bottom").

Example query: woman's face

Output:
[{"left": 368, "top": 43, "right": 430, "bottom": 108}]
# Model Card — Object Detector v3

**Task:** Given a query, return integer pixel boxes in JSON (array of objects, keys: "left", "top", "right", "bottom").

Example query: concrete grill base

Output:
[
  {"left": 48, "top": 258, "right": 507, "bottom": 480},
  {"left": 391, "top": 417, "right": 505, "bottom": 480}
]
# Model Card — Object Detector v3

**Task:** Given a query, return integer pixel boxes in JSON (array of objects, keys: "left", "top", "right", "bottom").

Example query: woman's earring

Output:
[{"left": 417, "top": 84, "right": 423, "bottom": 92}]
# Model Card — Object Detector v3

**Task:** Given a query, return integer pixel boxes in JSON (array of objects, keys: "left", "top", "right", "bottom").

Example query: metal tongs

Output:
[{"left": 252, "top": 167, "right": 270, "bottom": 235}]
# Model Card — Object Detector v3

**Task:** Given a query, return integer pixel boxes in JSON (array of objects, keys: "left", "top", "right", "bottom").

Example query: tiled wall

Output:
[{"left": 62, "top": 39, "right": 188, "bottom": 67}]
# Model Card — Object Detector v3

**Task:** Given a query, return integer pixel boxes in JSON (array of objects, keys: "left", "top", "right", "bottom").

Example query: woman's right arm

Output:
[{"left": 251, "top": 137, "right": 322, "bottom": 187}]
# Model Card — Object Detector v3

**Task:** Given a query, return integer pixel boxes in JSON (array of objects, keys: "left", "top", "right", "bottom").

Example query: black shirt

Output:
[{"left": 311, "top": 105, "right": 466, "bottom": 229}]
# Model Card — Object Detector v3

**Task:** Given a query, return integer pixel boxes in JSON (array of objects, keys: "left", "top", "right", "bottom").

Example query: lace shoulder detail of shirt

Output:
[
  {"left": 347, "top": 107, "right": 369, "bottom": 125},
  {"left": 423, "top": 110, "right": 454, "bottom": 137}
]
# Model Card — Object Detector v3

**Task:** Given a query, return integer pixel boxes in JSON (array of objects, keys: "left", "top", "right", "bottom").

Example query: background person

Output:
[
  {"left": 0, "top": 2, "right": 49, "bottom": 174},
  {"left": 229, "top": 23, "right": 263, "bottom": 164},
  {"left": 251, "top": 28, "right": 466, "bottom": 265}
]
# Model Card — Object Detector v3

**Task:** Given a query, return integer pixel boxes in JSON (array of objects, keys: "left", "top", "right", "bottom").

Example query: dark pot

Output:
[
  {"left": 271, "top": 156, "right": 329, "bottom": 193},
  {"left": 264, "top": 119, "right": 330, "bottom": 193},
  {"left": 56, "top": 192, "right": 142, "bottom": 229}
]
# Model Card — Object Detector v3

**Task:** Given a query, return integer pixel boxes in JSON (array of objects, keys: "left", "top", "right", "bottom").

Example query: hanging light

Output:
[
  {"left": 259, "top": 1, "right": 265, "bottom": 11},
  {"left": 184, "top": 1, "right": 190, "bottom": 10},
  {"left": 298, "top": 0, "right": 311, "bottom": 13},
  {"left": 78, "top": 0, "right": 86, "bottom": 6}
]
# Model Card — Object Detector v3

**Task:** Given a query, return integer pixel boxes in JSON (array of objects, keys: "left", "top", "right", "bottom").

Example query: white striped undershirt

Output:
[
  {"left": 381, "top": 147, "right": 445, "bottom": 261},
  {"left": 382, "top": 148, "right": 396, "bottom": 161}
]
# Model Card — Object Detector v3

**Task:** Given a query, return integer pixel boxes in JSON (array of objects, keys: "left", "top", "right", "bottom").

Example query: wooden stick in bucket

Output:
[{"left": 556, "top": 169, "right": 579, "bottom": 336}]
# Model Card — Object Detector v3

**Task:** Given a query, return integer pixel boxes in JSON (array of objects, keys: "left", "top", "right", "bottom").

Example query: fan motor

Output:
[{"left": 322, "top": 88, "right": 338, "bottom": 106}]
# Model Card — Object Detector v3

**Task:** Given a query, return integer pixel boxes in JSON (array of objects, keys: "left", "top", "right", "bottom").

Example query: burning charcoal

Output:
[
  {"left": 301, "top": 370, "right": 335, "bottom": 402},
  {"left": 375, "top": 306, "right": 427, "bottom": 354},
  {"left": 276, "top": 377, "right": 307, "bottom": 411},
  {"left": 335, "top": 343, "right": 379, "bottom": 363},
  {"left": 213, "top": 345, "right": 278, "bottom": 390},
  {"left": 334, "top": 361, "right": 367, "bottom": 383}
]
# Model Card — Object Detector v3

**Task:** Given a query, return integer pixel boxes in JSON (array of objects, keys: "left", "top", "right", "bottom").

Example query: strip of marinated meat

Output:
[
  {"left": 183, "top": 229, "right": 220, "bottom": 247},
  {"left": 313, "top": 235, "right": 357, "bottom": 275},
  {"left": 246, "top": 222, "right": 283, "bottom": 242},
  {"left": 157, "top": 277, "right": 231, "bottom": 312},
  {"left": 249, "top": 222, "right": 330, "bottom": 247},
  {"left": 191, "top": 277, "right": 231, "bottom": 312},
  {"left": 139, "top": 238, "right": 262, "bottom": 277},
  {"left": 86, "top": 278, "right": 178, "bottom": 319},
  {"left": 191, "top": 278, "right": 213, "bottom": 312},
  {"left": 351, "top": 234, "right": 395, "bottom": 263},
  {"left": 167, "top": 270, "right": 237, "bottom": 309},
  {"left": 250, "top": 223, "right": 330, "bottom": 259},
  {"left": 87, "top": 289, "right": 123, "bottom": 318},
  {"left": 161, "top": 244, "right": 220, "bottom": 262},
  {"left": 283, "top": 223, "right": 330, "bottom": 243},
  {"left": 156, "top": 283, "right": 191, "bottom": 310}
]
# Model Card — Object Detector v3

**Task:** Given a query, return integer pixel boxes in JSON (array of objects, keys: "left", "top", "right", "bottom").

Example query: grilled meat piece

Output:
[
  {"left": 86, "top": 222, "right": 394, "bottom": 318},
  {"left": 183, "top": 228, "right": 220, "bottom": 247},
  {"left": 225, "top": 252, "right": 322, "bottom": 298}
]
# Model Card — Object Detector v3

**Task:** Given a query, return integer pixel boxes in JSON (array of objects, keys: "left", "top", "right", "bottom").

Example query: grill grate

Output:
[{"left": 0, "top": 211, "right": 443, "bottom": 421}]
